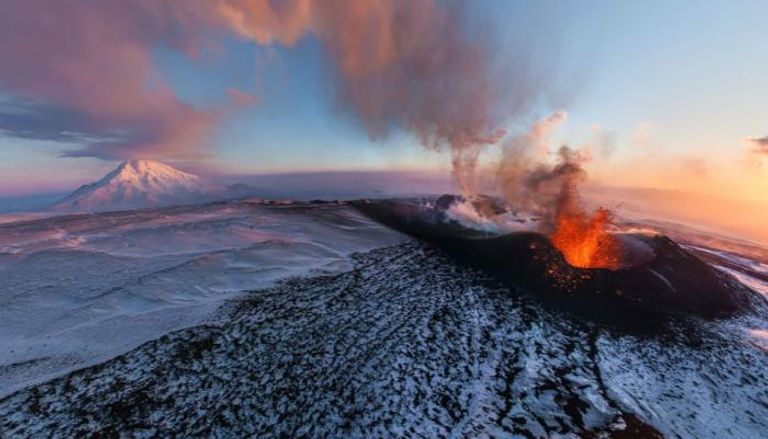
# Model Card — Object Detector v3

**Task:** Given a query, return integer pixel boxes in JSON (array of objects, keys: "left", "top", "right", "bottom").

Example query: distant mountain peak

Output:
[
  {"left": 115, "top": 158, "right": 187, "bottom": 175},
  {"left": 53, "top": 159, "right": 213, "bottom": 213}
]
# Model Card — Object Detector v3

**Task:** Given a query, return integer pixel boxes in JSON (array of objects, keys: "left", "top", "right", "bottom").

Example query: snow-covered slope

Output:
[
  {"left": 52, "top": 159, "right": 213, "bottom": 213},
  {"left": 0, "top": 200, "right": 767, "bottom": 437},
  {"left": 0, "top": 201, "right": 407, "bottom": 397}
]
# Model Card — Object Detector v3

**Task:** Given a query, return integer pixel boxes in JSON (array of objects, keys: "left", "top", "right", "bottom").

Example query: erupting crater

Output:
[
  {"left": 551, "top": 206, "right": 622, "bottom": 269},
  {"left": 354, "top": 196, "right": 757, "bottom": 326},
  {"left": 550, "top": 207, "right": 656, "bottom": 271}
]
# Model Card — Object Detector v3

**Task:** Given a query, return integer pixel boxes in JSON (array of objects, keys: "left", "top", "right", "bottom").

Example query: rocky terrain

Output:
[{"left": 2, "top": 241, "right": 766, "bottom": 438}]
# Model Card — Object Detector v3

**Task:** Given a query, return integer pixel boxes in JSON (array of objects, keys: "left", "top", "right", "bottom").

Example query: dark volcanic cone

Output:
[{"left": 354, "top": 199, "right": 757, "bottom": 326}]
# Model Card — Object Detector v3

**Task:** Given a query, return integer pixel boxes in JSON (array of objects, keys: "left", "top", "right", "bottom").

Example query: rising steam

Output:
[
  {"left": 220, "top": 0, "right": 525, "bottom": 193},
  {"left": 0, "top": 0, "right": 521, "bottom": 181},
  {"left": 497, "top": 111, "right": 569, "bottom": 215},
  {"left": 4, "top": 1, "right": 615, "bottom": 263},
  {"left": 492, "top": 112, "right": 621, "bottom": 269}
]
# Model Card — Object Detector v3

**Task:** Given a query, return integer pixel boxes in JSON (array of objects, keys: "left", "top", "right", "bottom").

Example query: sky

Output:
[{"left": 0, "top": 0, "right": 767, "bottom": 202}]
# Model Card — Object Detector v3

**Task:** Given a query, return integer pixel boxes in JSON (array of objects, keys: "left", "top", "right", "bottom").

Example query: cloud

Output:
[
  {"left": 0, "top": 0, "right": 542, "bottom": 176},
  {"left": 0, "top": 98, "right": 114, "bottom": 143},
  {"left": 0, "top": 0, "right": 235, "bottom": 159},
  {"left": 746, "top": 135, "right": 768, "bottom": 154},
  {"left": 222, "top": 0, "right": 536, "bottom": 193}
]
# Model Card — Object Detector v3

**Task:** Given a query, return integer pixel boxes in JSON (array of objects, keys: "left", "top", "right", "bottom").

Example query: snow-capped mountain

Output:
[{"left": 53, "top": 159, "right": 214, "bottom": 213}]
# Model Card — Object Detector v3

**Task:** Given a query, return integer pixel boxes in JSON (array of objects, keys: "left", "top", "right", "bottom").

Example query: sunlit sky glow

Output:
[{"left": 0, "top": 0, "right": 767, "bottom": 201}]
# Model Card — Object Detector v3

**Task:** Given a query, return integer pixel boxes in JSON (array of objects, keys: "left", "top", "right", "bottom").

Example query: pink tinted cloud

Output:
[
  {"left": 216, "top": 0, "right": 516, "bottom": 153},
  {"left": 0, "top": 0, "right": 530, "bottom": 171},
  {"left": 0, "top": 0, "right": 247, "bottom": 159}
]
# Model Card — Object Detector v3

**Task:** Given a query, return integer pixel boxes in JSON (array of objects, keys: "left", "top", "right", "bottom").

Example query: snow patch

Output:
[
  {"left": 0, "top": 201, "right": 407, "bottom": 396},
  {"left": 52, "top": 159, "right": 215, "bottom": 213}
]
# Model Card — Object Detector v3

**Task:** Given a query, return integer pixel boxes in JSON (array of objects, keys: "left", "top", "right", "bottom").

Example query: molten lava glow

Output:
[{"left": 551, "top": 206, "right": 622, "bottom": 269}]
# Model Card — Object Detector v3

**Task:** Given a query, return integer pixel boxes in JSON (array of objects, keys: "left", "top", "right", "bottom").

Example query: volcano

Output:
[
  {"left": 354, "top": 197, "right": 759, "bottom": 326},
  {"left": 52, "top": 160, "right": 214, "bottom": 213}
]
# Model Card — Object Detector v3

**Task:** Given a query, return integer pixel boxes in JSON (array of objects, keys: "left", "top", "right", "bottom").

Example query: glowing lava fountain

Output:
[
  {"left": 551, "top": 206, "right": 621, "bottom": 269},
  {"left": 549, "top": 188, "right": 622, "bottom": 270}
]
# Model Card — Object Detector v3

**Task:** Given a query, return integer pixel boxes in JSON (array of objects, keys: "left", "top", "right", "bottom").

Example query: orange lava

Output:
[{"left": 551, "top": 206, "right": 622, "bottom": 269}]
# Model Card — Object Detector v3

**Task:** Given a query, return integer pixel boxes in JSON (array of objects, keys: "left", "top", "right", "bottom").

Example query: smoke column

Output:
[
  {"left": 218, "top": 0, "right": 516, "bottom": 194},
  {"left": 0, "top": 0, "right": 531, "bottom": 190},
  {"left": 495, "top": 112, "right": 621, "bottom": 268}
]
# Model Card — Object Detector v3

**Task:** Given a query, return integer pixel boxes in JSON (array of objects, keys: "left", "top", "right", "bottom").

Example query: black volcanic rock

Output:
[
  {"left": 2, "top": 202, "right": 767, "bottom": 438},
  {"left": 0, "top": 243, "right": 679, "bottom": 437},
  {"left": 354, "top": 199, "right": 756, "bottom": 325}
]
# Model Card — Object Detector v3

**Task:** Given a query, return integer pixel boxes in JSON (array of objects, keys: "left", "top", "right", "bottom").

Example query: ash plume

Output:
[
  {"left": 496, "top": 111, "right": 570, "bottom": 219},
  {"left": 0, "top": 0, "right": 533, "bottom": 175},
  {"left": 492, "top": 112, "right": 614, "bottom": 234},
  {"left": 522, "top": 146, "right": 588, "bottom": 232},
  {"left": 218, "top": 0, "right": 521, "bottom": 192},
  {"left": 488, "top": 112, "right": 622, "bottom": 268}
]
